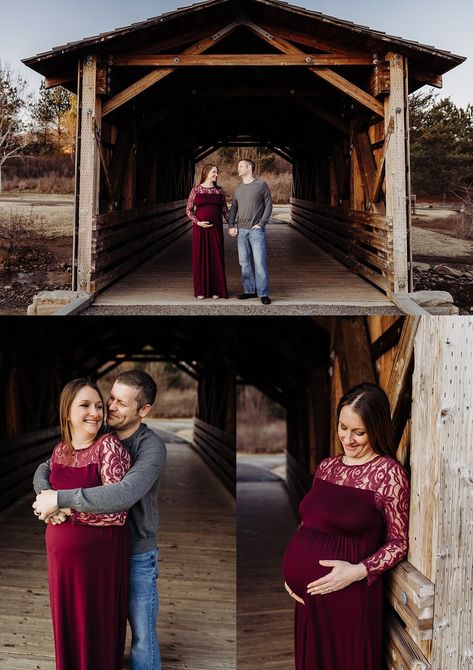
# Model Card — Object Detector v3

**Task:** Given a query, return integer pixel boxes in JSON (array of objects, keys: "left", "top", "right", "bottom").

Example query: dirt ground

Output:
[{"left": 0, "top": 194, "right": 471, "bottom": 314}]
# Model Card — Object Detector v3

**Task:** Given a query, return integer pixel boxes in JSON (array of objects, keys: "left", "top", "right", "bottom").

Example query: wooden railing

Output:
[
  {"left": 291, "top": 198, "right": 394, "bottom": 293},
  {"left": 91, "top": 199, "right": 190, "bottom": 292},
  {"left": 192, "top": 418, "right": 235, "bottom": 496},
  {"left": 385, "top": 561, "right": 434, "bottom": 669},
  {"left": 0, "top": 427, "right": 59, "bottom": 510}
]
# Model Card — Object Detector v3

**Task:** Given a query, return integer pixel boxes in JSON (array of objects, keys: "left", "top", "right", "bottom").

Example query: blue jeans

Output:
[
  {"left": 129, "top": 548, "right": 160, "bottom": 670},
  {"left": 237, "top": 227, "right": 270, "bottom": 297}
]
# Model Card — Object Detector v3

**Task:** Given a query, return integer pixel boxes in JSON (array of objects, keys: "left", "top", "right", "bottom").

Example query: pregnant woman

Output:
[
  {"left": 186, "top": 163, "right": 229, "bottom": 299},
  {"left": 283, "top": 383, "right": 409, "bottom": 670},
  {"left": 43, "top": 379, "right": 130, "bottom": 670}
]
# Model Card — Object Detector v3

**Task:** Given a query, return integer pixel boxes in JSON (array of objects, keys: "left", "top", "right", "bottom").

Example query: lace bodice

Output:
[
  {"left": 316, "top": 455, "right": 409, "bottom": 584},
  {"left": 186, "top": 184, "right": 229, "bottom": 224},
  {"left": 51, "top": 434, "right": 130, "bottom": 526}
]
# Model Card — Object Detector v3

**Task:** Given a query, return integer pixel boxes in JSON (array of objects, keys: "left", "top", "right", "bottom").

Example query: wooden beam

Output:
[
  {"left": 411, "top": 318, "right": 473, "bottom": 668},
  {"left": 245, "top": 20, "right": 384, "bottom": 117},
  {"left": 102, "top": 21, "right": 242, "bottom": 117},
  {"left": 410, "top": 69, "right": 443, "bottom": 88},
  {"left": 296, "top": 98, "right": 349, "bottom": 135},
  {"left": 369, "top": 115, "right": 394, "bottom": 207},
  {"left": 44, "top": 73, "right": 75, "bottom": 89},
  {"left": 385, "top": 611, "right": 432, "bottom": 670},
  {"left": 111, "top": 54, "right": 373, "bottom": 66},
  {"left": 384, "top": 53, "right": 409, "bottom": 294},
  {"left": 252, "top": 21, "right": 368, "bottom": 58},
  {"left": 353, "top": 129, "right": 379, "bottom": 209},
  {"left": 387, "top": 560, "right": 434, "bottom": 642},
  {"left": 76, "top": 55, "right": 101, "bottom": 293}
]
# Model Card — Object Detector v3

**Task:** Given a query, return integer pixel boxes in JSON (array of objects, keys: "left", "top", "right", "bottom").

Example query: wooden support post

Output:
[
  {"left": 77, "top": 55, "right": 101, "bottom": 293},
  {"left": 384, "top": 53, "right": 409, "bottom": 294},
  {"left": 410, "top": 318, "right": 473, "bottom": 668}
]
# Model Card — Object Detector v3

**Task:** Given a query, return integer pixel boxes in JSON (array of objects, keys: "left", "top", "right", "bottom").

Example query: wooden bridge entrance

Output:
[
  {"left": 88, "top": 218, "right": 397, "bottom": 315},
  {"left": 23, "top": 0, "right": 464, "bottom": 310}
]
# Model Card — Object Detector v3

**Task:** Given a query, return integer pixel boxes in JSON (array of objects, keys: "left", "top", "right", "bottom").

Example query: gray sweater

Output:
[
  {"left": 228, "top": 178, "right": 273, "bottom": 229},
  {"left": 33, "top": 423, "right": 167, "bottom": 555}
]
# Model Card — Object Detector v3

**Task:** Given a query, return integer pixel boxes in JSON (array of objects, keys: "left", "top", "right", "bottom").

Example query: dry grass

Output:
[
  {"left": 238, "top": 419, "right": 287, "bottom": 453},
  {"left": 237, "top": 385, "right": 286, "bottom": 453},
  {"left": 217, "top": 168, "right": 292, "bottom": 204},
  {"left": 98, "top": 361, "right": 197, "bottom": 419},
  {"left": 3, "top": 174, "right": 74, "bottom": 193}
]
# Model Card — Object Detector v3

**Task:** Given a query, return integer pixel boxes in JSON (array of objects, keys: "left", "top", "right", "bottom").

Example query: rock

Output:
[
  {"left": 413, "top": 262, "right": 431, "bottom": 271},
  {"left": 406, "top": 290, "right": 454, "bottom": 307},
  {"left": 28, "top": 290, "right": 91, "bottom": 316},
  {"left": 425, "top": 305, "right": 460, "bottom": 315},
  {"left": 433, "top": 264, "right": 463, "bottom": 277}
]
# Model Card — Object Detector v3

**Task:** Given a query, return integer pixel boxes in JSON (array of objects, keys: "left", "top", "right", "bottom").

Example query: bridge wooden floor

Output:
[
  {"left": 237, "top": 478, "right": 298, "bottom": 669},
  {"left": 0, "top": 438, "right": 235, "bottom": 670},
  {"left": 90, "top": 222, "right": 397, "bottom": 316}
]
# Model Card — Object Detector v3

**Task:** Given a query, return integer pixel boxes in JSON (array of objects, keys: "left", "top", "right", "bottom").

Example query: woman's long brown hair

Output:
[
  {"left": 336, "top": 382, "right": 396, "bottom": 459},
  {"left": 59, "top": 379, "right": 103, "bottom": 462},
  {"left": 199, "top": 164, "right": 219, "bottom": 185}
]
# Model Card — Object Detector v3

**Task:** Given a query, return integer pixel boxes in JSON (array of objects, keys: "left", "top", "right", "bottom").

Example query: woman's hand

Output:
[
  {"left": 197, "top": 220, "right": 213, "bottom": 228},
  {"left": 45, "top": 508, "right": 72, "bottom": 525},
  {"left": 307, "top": 560, "right": 367, "bottom": 596},
  {"left": 284, "top": 581, "right": 305, "bottom": 605}
]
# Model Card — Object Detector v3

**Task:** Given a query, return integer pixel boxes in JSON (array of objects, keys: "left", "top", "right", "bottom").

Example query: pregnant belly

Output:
[{"left": 283, "top": 526, "right": 366, "bottom": 599}]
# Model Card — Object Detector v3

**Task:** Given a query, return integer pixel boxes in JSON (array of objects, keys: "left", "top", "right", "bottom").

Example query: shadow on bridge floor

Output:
[
  {"left": 237, "top": 476, "right": 297, "bottom": 669},
  {"left": 0, "top": 438, "right": 235, "bottom": 670},
  {"left": 89, "top": 222, "right": 397, "bottom": 316}
]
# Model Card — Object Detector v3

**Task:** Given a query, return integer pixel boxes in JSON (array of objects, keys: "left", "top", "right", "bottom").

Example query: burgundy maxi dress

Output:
[
  {"left": 283, "top": 455, "right": 409, "bottom": 670},
  {"left": 45, "top": 434, "right": 130, "bottom": 670},
  {"left": 186, "top": 184, "right": 229, "bottom": 298}
]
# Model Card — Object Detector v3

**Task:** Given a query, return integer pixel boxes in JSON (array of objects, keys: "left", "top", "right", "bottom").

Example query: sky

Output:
[{"left": 1, "top": 0, "right": 471, "bottom": 108}]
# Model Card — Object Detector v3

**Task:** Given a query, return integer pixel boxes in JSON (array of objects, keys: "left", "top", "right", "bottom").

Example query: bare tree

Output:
[{"left": 0, "top": 62, "right": 31, "bottom": 193}]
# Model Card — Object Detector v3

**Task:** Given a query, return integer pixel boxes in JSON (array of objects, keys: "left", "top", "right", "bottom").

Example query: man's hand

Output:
[
  {"left": 33, "top": 490, "right": 59, "bottom": 520},
  {"left": 228, "top": 227, "right": 238, "bottom": 237},
  {"left": 251, "top": 224, "right": 261, "bottom": 229}
]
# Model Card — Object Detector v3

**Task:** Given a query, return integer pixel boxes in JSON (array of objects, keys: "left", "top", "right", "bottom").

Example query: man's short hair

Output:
[
  {"left": 115, "top": 370, "right": 157, "bottom": 408},
  {"left": 240, "top": 158, "right": 255, "bottom": 173}
]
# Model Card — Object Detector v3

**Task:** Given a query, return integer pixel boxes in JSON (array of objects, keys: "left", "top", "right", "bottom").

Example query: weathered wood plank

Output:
[
  {"left": 384, "top": 53, "right": 409, "bottom": 293},
  {"left": 102, "top": 21, "right": 242, "bottom": 116},
  {"left": 387, "top": 561, "right": 435, "bottom": 641},
  {"left": 411, "top": 318, "right": 473, "bottom": 668},
  {"left": 112, "top": 54, "right": 373, "bottom": 66}
]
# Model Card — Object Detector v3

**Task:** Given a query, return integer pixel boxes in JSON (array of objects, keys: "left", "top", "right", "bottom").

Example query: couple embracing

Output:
[
  {"left": 32, "top": 371, "right": 166, "bottom": 670},
  {"left": 186, "top": 158, "right": 272, "bottom": 304}
]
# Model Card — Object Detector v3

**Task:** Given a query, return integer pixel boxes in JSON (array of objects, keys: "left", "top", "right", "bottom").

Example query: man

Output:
[
  {"left": 33, "top": 370, "right": 167, "bottom": 670},
  {"left": 228, "top": 158, "right": 273, "bottom": 305}
]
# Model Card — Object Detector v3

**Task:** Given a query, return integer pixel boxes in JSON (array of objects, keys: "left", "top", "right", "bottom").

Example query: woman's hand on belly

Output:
[
  {"left": 284, "top": 581, "right": 305, "bottom": 605},
  {"left": 306, "top": 560, "right": 368, "bottom": 596}
]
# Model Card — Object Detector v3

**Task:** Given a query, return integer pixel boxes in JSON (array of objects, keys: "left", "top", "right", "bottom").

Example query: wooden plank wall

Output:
[
  {"left": 291, "top": 199, "right": 394, "bottom": 293},
  {"left": 193, "top": 418, "right": 236, "bottom": 496},
  {"left": 0, "top": 428, "right": 60, "bottom": 511},
  {"left": 410, "top": 317, "right": 473, "bottom": 670},
  {"left": 91, "top": 200, "right": 190, "bottom": 292}
]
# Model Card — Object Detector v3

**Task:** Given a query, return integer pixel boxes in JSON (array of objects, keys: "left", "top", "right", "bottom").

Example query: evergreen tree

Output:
[{"left": 409, "top": 92, "right": 473, "bottom": 197}]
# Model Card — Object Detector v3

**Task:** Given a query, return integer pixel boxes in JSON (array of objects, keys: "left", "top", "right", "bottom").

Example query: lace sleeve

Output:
[
  {"left": 186, "top": 186, "right": 199, "bottom": 224},
  {"left": 220, "top": 187, "right": 230, "bottom": 221},
  {"left": 71, "top": 435, "right": 131, "bottom": 527},
  {"left": 361, "top": 462, "right": 409, "bottom": 585}
]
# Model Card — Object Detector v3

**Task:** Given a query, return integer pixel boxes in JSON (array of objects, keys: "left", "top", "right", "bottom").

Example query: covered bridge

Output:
[
  {"left": 23, "top": 0, "right": 464, "bottom": 314},
  {"left": 235, "top": 315, "right": 472, "bottom": 670}
]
